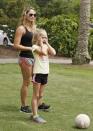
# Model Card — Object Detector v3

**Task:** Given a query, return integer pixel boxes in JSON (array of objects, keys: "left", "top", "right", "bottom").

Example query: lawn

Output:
[{"left": 0, "top": 63, "right": 93, "bottom": 131}]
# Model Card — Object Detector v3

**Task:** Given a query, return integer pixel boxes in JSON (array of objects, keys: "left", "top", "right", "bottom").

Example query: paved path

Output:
[
  {"left": 0, "top": 57, "right": 93, "bottom": 65},
  {"left": 0, "top": 57, "right": 72, "bottom": 64},
  {"left": 0, "top": 58, "right": 18, "bottom": 64}
]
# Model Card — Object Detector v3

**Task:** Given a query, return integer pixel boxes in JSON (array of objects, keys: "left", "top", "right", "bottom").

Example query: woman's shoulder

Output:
[{"left": 16, "top": 25, "right": 26, "bottom": 33}]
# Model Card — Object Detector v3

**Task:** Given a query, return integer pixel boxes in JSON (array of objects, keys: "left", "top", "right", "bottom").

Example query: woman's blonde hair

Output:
[
  {"left": 18, "top": 7, "right": 36, "bottom": 28},
  {"left": 32, "top": 28, "right": 47, "bottom": 45}
]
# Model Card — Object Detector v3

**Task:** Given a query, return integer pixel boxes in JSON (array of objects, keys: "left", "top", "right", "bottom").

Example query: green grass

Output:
[{"left": 0, "top": 63, "right": 93, "bottom": 131}]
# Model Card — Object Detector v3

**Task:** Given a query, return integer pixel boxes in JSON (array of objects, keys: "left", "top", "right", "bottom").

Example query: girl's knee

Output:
[
  {"left": 33, "top": 93, "right": 40, "bottom": 99},
  {"left": 39, "top": 95, "right": 43, "bottom": 99},
  {"left": 34, "top": 94, "right": 39, "bottom": 99}
]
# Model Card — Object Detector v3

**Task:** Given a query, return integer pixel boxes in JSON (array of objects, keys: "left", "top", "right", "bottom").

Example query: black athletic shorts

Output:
[{"left": 32, "top": 74, "right": 48, "bottom": 85}]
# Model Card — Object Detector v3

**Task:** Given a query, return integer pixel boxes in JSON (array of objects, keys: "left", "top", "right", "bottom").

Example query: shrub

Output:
[
  {"left": 89, "top": 29, "right": 93, "bottom": 59},
  {"left": 38, "top": 15, "right": 78, "bottom": 57}
]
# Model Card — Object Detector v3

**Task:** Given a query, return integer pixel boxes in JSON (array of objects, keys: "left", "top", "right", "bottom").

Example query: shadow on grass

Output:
[
  {"left": 0, "top": 104, "right": 18, "bottom": 112},
  {"left": 0, "top": 104, "right": 31, "bottom": 123},
  {"left": 72, "top": 125, "right": 86, "bottom": 130}
]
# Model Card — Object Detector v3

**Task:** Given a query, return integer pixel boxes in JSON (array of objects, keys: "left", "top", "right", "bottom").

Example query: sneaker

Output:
[
  {"left": 20, "top": 106, "right": 31, "bottom": 113},
  {"left": 38, "top": 103, "right": 50, "bottom": 110},
  {"left": 33, "top": 116, "right": 47, "bottom": 124}
]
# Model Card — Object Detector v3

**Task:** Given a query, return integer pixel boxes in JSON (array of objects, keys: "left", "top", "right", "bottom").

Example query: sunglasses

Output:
[{"left": 28, "top": 13, "right": 36, "bottom": 17}]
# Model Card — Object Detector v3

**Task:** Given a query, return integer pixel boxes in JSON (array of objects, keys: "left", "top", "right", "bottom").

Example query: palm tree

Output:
[{"left": 72, "top": 0, "right": 91, "bottom": 64}]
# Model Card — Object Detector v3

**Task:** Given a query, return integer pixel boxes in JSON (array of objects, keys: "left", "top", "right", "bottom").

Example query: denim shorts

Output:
[{"left": 19, "top": 57, "right": 34, "bottom": 66}]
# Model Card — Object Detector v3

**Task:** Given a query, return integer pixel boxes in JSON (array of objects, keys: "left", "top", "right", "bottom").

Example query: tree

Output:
[{"left": 72, "top": 0, "right": 91, "bottom": 64}]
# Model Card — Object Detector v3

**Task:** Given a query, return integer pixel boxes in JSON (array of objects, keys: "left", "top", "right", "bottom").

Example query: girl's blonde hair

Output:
[
  {"left": 32, "top": 28, "right": 47, "bottom": 45},
  {"left": 18, "top": 7, "right": 36, "bottom": 28}
]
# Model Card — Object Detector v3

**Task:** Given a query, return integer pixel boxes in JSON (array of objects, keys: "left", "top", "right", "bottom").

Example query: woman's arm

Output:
[
  {"left": 13, "top": 26, "right": 32, "bottom": 51},
  {"left": 32, "top": 44, "right": 47, "bottom": 56}
]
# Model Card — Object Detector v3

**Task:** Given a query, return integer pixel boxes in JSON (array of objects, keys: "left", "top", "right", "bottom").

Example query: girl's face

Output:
[
  {"left": 37, "top": 34, "right": 48, "bottom": 45},
  {"left": 41, "top": 32, "right": 48, "bottom": 44},
  {"left": 26, "top": 9, "right": 36, "bottom": 22},
  {"left": 42, "top": 37, "right": 48, "bottom": 44}
]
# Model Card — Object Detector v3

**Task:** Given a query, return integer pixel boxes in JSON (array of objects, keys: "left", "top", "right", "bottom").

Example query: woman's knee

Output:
[{"left": 23, "top": 79, "right": 31, "bottom": 87}]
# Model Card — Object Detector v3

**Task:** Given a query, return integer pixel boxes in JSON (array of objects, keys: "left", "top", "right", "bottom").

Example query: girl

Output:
[{"left": 31, "top": 28, "right": 56, "bottom": 123}]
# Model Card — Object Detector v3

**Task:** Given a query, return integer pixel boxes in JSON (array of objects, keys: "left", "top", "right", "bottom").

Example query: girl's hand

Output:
[
  {"left": 43, "top": 37, "right": 48, "bottom": 44},
  {"left": 39, "top": 38, "right": 44, "bottom": 47}
]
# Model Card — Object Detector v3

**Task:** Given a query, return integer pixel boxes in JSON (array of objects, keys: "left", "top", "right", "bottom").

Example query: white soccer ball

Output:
[{"left": 75, "top": 114, "right": 90, "bottom": 129}]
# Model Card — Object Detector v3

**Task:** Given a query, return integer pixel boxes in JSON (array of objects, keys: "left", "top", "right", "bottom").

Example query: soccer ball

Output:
[{"left": 75, "top": 114, "right": 90, "bottom": 129}]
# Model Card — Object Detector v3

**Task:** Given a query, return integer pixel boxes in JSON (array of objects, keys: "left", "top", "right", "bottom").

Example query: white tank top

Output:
[{"left": 32, "top": 45, "right": 49, "bottom": 74}]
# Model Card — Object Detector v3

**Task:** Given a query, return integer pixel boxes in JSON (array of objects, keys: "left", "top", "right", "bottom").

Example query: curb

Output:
[
  {"left": 0, "top": 58, "right": 93, "bottom": 65},
  {"left": 0, "top": 58, "right": 72, "bottom": 64}
]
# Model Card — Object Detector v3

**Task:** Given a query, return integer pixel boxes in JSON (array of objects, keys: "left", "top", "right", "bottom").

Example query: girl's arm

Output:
[
  {"left": 46, "top": 42, "right": 56, "bottom": 56},
  {"left": 32, "top": 36, "right": 47, "bottom": 55},
  {"left": 43, "top": 37, "right": 56, "bottom": 56},
  {"left": 13, "top": 26, "right": 32, "bottom": 51},
  {"left": 32, "top": 44, "right": 47, "bottom": 56}
]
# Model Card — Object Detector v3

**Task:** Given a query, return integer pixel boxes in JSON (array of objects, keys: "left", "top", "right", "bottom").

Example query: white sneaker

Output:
[{"left": 33, "top": 116, "right": 47, "bottom": 124}]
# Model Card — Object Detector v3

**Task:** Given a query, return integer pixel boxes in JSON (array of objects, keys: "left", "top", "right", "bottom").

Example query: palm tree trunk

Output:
[{"left": 72, "top": 0, "right": 91, "bottom": 64}]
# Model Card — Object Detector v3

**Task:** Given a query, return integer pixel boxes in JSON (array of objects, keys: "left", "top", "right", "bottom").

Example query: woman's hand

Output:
[{"left": 28, "top": 47, "right": 32, "bottom": 51}]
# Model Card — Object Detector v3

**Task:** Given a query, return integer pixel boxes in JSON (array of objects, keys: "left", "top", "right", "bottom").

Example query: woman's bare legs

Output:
[{"left": 19, "top": 62, "right": 33, "bottom": 107}]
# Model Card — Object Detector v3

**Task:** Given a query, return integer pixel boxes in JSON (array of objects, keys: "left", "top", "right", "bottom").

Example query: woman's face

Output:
[{"left": 26, "top": 9, "right": 36, "bottom": 22}]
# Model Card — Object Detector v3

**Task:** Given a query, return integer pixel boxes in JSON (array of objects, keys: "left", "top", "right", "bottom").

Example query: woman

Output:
[{"left": 13, "top": 7, "right": 50, "bottom": 113}]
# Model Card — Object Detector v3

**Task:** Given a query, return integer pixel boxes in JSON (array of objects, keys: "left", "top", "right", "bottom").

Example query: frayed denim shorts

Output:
[{"left": 19, "top": 57, "right": 34, "bottom": 66}]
